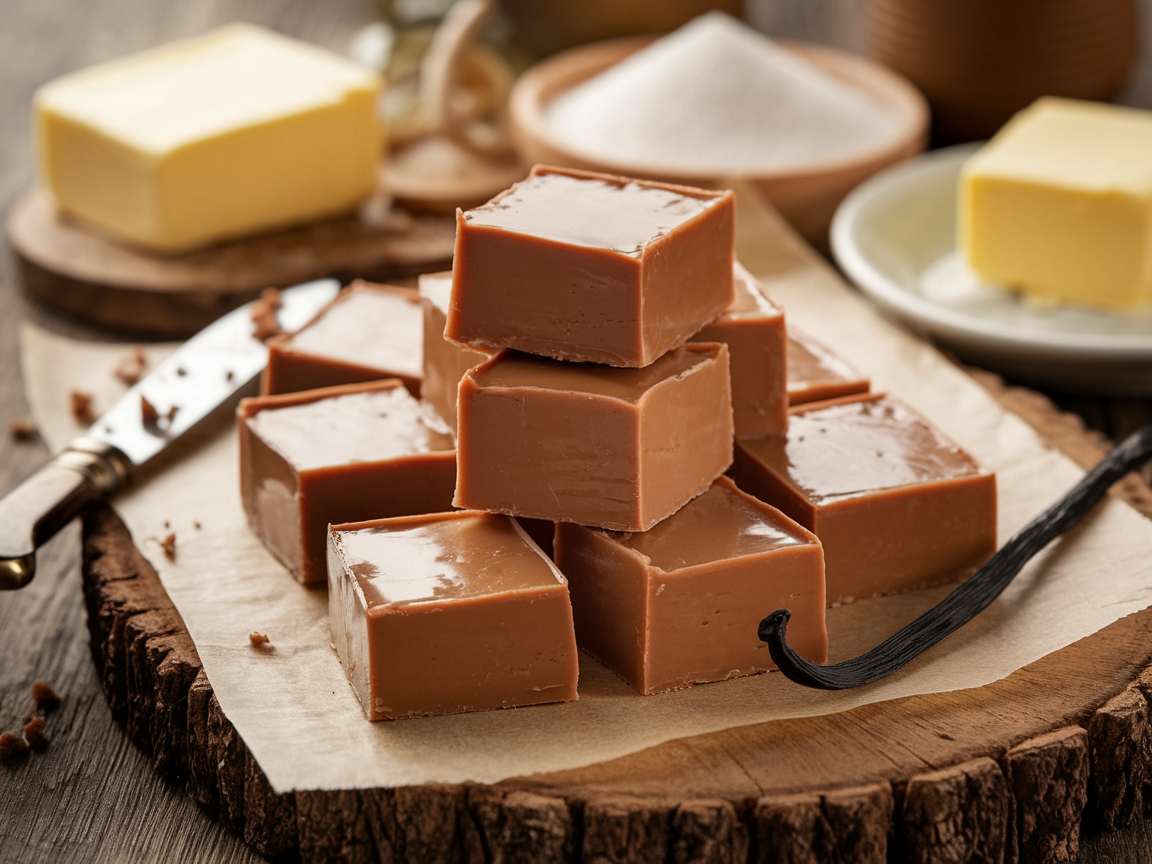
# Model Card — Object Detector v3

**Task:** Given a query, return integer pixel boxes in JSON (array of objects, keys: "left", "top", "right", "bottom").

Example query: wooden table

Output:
[{"left": 2, "top": 1, "right": 1151, "bottom": 862}]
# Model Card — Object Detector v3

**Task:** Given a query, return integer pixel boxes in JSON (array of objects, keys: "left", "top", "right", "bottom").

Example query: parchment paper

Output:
[{"left": 21, "top": 188, "right": 1152, "bottom": 794}]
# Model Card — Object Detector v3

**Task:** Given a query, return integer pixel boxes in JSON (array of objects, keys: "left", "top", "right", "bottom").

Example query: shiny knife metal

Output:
[{"left": 0, "top": 278, "right": 340, "bottom": 590}]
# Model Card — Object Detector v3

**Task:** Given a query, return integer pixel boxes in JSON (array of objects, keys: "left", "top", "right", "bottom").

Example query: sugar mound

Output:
[{"left": 545, "top": 12, "right": 901, "bottom": 175}]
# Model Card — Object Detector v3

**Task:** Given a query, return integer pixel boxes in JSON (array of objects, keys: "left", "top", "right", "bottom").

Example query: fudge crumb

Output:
[
  {"left": 114, "top": 346, "right": 147, "bottom": 386},
  {"left": 225, "top": 370, "right": 235, "bottom": 382},
  {"left": 23, "top": 716, "right": 48, "bottom": 753},
  {"left": 141, "top": 394, "right": 159, "bottom": 426},
  {"left": 251, "top": 287, "right": 283, "bottom": 342},
  {"left": 70, "top": 390, "right": 96, "bottom": 426},
  {"left": 165, "top": 404, "right": 180, "bottom": 424},
  {"left": 32, "top": 682, "right": 60, "bottom": 713},
  {"left": 0, "top": 733, "right": 29, "bottom": 761},
  {"left": 161, "top": 533, "right": 177, "bottom": 562},
  {"left": 8, "top": 418, "right": 37, "bottom": 441},
  {"left": 249, "top": 632, "right": 271, "bottom": 648},
  {"left": 193, "top": 520, "right": 202, "bottom": 530},
  {"left": 176, "top": 366, "right": 187, "bottom": 377}
]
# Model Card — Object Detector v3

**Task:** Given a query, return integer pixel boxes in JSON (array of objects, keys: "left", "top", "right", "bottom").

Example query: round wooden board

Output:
[
  {"left": 80, "top": 370, "right": 1152, "bottom": 864},
  {"left": 7, "top": 187, "right": 455, "bottom": 338}
]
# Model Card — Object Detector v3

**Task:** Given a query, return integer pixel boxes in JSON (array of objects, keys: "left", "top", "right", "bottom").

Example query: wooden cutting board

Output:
[
  {"left": 79, "top": 375, "right": 1152, "bottom": 864},
  {"left": 7, "top": 186, "right": 455, "bottom": 338}
]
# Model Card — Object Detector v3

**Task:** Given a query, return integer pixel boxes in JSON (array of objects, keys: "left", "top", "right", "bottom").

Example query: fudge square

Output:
[
  {"left": 731, "top": 393, "right": 997, "bottom": 604},
  {"left": 419, "top": 270, "right": 495, "bottom": 433},
  {"left": 690, "top": 261, "right": 787, "bottom": 437},
  {"left": 455, "top": 343, "right": 733, "bottom": 532},
  {"left": 786, "top": 326, "right": 870, "bottom": 406},
  {"left": 263, "top": 281, "right": 423, "bottom": 397},
  {"left": 328, "top": 511, "right": 580, "bottom": 720},
  {"left": 446, "top": 165, "right": 735, "bottom": 367},
  {"left": 554, "top": 476, "right": 827, "bottom": 695},
  {"left": 238, "top": 379, "right": 456, "bottom": 585}
]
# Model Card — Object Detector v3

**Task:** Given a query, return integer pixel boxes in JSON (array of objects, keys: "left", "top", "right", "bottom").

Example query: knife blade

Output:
[{"left": 0, "top": 278, "right": 340, "bottom": 590}]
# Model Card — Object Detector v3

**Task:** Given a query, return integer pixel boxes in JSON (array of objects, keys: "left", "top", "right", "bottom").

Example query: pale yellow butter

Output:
[
  {"left": 959, "top": 97, "right": 1152, "bottom": 310},
  {"left": 35, "top": 23, "right": 382, "bottom": 253}
]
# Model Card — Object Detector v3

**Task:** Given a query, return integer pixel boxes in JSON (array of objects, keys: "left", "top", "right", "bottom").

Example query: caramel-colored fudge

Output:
[
  {"left": 555, "top": 476, "right": 827, "bottom": 695},
  {"left": 328, "top": 511, "right": 580, "bottom": 720},
  {"left": 418, "top": 270, "right": 495, "bottom": 433},
  {"left": 455, "top": 344, "right": 733, "bottom": 531},
  {"left": 446, "top": 165, "right": 735, "bottom": 367},
  {"left": 263, "top": 281, "right": 423, "bottom": 396},
  {"left": 786, "top": 327, "right": 870, "bottom": 405},
  {"left": 239, "top": 380, "right": 455, "bottom": 584},
  {"left": 731, "top": 393, "right": 997, "bottom": 604},
  {"left": 691, "top": 262, "right": 787, "bottom": 437}
]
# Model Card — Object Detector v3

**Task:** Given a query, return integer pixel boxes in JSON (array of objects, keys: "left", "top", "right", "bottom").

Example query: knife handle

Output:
[{"left": 0, "top": 437, "right": 132, "bottom": 590}]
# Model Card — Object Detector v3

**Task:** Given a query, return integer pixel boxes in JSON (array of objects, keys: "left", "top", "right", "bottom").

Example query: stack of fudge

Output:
[{"left": 237, "top": 166, "right": 997, "bottom": 721}]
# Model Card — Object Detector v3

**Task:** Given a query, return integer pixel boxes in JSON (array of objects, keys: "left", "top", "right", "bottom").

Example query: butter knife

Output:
[{"left": 0, "top": 279, "right": 340, "bottom": 590}]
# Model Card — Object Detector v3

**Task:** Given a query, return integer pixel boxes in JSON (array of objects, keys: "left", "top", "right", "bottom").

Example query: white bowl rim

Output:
[{"left": 830, "top": 144, "right": 1152, "bottom": 361}]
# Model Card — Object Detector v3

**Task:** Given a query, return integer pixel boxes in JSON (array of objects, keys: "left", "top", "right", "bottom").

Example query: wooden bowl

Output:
[{"left": 510, "top": 36, "right": 929, "bottom": 247}]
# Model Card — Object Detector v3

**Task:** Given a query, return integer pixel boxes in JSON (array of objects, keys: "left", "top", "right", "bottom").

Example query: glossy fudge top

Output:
[
  {"left": 761, "top": 395, "right": 985, "bottom": 505},
  {"left": 610, "top": 477, "right": 815, "bottom": 573},
  {"left": 786, "top": 329, "right": 864, "bottom": 392},
  {"left": 461, "top": 166, "right": 728, "bottom": 258},
  {"left": 247, "top": 385, "right": 452, "bottom": 471},
  {"left": 282, "top": 283, "right": 423, "bottom": 378},
  {"left": 331, "top": 512, "right": 565, "bottom": 609},
  {"left": 726, "top": 262, "right": 783, "bottom": 319},
  {"left": 471, "top": 345, "right": 717, "bottom": 404},
  {"left": 418, "top": 271, "right": 453, "bottom": 314}
]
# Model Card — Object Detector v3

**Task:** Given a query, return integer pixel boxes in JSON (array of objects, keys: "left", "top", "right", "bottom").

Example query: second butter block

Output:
[
  {"left": 446, "top": 165, "right": 735, "bottom": 367},
  {"left": 455, "top": 343, "right": 733, "bottom": 532}
]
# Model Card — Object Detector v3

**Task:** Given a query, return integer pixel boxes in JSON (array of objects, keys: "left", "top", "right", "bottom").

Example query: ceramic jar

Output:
[{"left": 866, "top": 0, "right": 1139, "bottom": 142}]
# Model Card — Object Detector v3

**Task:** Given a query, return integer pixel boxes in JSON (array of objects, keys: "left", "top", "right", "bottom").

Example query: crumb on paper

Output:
[
  {"left": 193, "top": 520, "right": 201, "bottom": 530},
  {"left": 114, "top": 346, "right": 147, "bottom": 386},
  {"left": 8, "top": 418, "right": 37, "bottom": 441},
  {"left": 141, "top": 394, "right": 159, "bottom": 426},
  {"left": 32, "top": 682, "right": 60, "bottom": 713},
  {"left": 0, "top": 732, "right": 29, "bottom": 761},
  {"left": 176, "top": 366, "right": 187, "bottom": 377},
  {"left": 70, "top": 390, "right": 95, "bottom": 426},
  {"left": 251, "top": 287, "right": 283, "bottom": 342},
  {"left": 161, "top": 533, "right": 176, "bottom": 562},
  {"left": 166, "top": 404, "right": 179, "bottom": 423},
  {"left": 249, "top": 632, "right": 271, "bottom": 648},
  {"left": 23, "top": 716, "right": 48, "bottom": 753},
  {"left": 225, "top": 370, "right": 234, "bottom": 382}
]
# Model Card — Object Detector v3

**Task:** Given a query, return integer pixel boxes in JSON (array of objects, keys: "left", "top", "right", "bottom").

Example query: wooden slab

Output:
[
  {"left": 8, "top": 187, "right": 455, "bottom": 338},
  {"left": 79, "top": 370, "right": 1152, "bottom": 864}
]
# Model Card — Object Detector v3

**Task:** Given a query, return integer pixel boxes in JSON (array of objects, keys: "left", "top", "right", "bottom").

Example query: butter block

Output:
[
  {"left": 960, "top": 97, "right": 1152, "bottom": 309},
  {"left": 35, "top": 23, "right": 382, "bottom": 253}
]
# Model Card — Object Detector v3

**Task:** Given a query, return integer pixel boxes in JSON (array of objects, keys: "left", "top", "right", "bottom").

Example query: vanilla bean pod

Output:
[{"left": 760, "top": 422, "right": 1152, "bottom": 690}]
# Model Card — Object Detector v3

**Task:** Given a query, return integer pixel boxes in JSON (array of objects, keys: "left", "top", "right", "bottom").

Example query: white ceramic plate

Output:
[{"left": 830, "top": 144, "right": 1152, "bottom": 395}]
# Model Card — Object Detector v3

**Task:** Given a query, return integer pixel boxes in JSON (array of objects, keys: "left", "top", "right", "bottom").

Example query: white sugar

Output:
[{"left": 545, "top": 12, "right": 901, "bottom": 174}]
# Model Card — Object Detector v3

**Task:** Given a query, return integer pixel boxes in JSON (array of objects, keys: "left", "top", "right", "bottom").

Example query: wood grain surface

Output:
[
  {"left": 2, "top": 1, "right": 1152, "bottom": 863},
  {"left": 71, "top": 375, "right": 1152, "bottom": 864},
  {"left": 8, "top": 187, "right": 455, "bottom": 338}
]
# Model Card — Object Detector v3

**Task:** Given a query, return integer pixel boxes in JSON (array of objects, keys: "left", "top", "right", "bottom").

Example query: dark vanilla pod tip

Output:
[{"left": 763, "top": 421, "right": 1152, "bottom": 691}]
